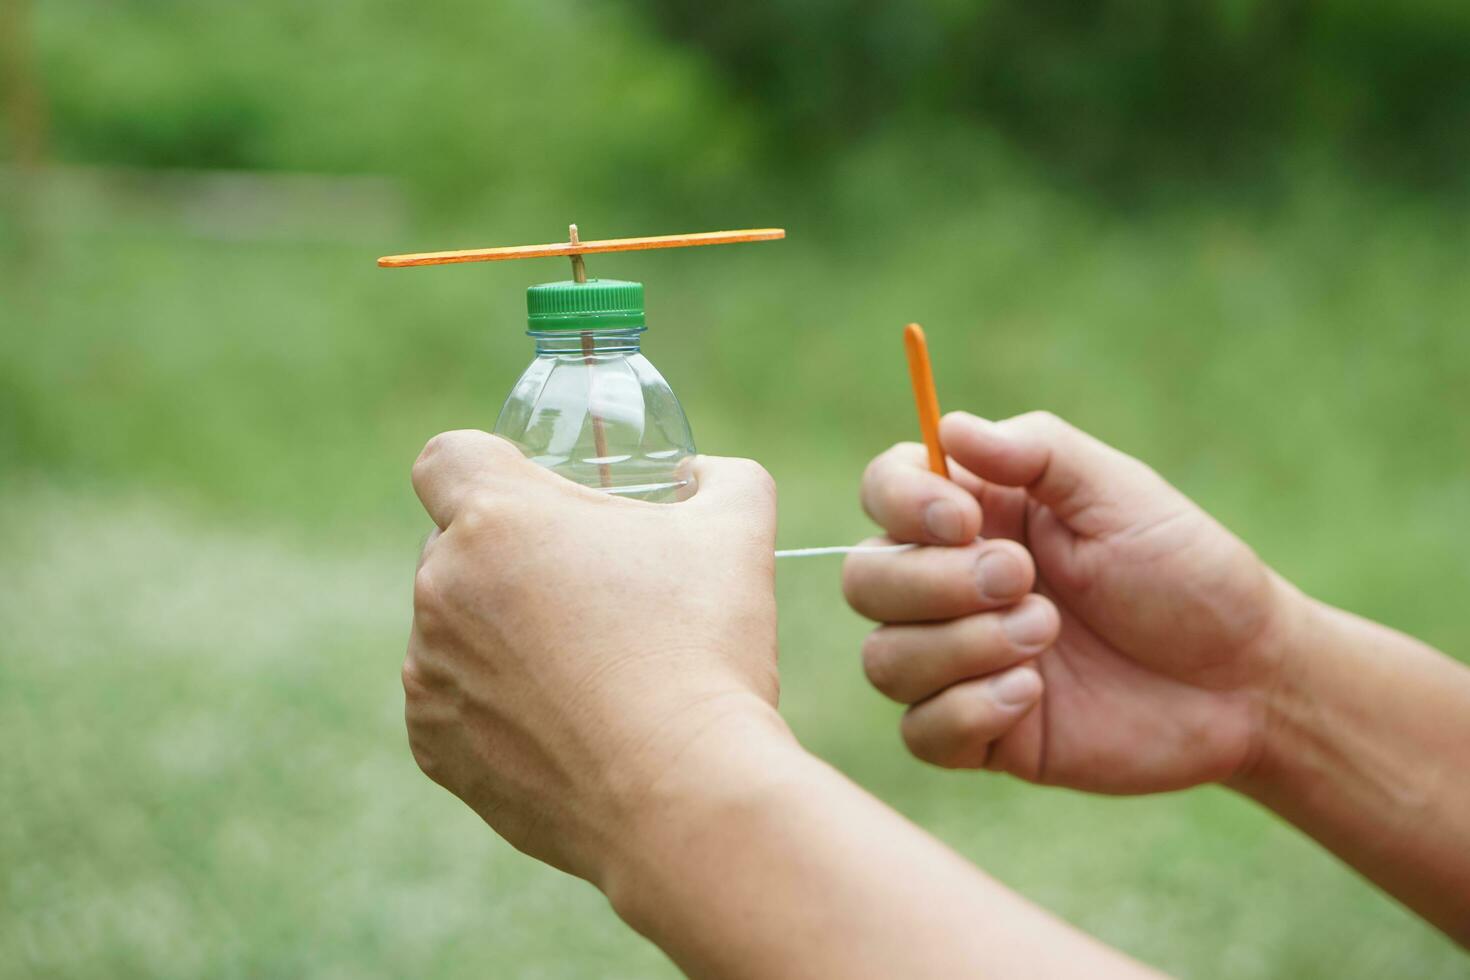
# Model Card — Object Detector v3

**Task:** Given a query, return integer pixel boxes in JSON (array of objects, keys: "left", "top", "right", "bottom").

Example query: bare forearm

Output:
[
  {"left": 1233, "top": 589, "right": 1470, "bottom": 944},
  {"left": 599, "top": 709, "right": 1158, "bottom": 980}
]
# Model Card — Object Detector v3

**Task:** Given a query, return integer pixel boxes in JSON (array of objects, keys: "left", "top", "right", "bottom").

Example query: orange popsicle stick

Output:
[
  {"left": 903, "top": 323, "right": 950, "bottom": 479},
  {"left": 378, "top": 228, "right": 786, "bottom": 268}
]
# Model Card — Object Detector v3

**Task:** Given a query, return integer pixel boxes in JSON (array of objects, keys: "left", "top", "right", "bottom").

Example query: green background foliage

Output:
[{"left": 3, "top": 1, "right": 1467, "bottom": 976}]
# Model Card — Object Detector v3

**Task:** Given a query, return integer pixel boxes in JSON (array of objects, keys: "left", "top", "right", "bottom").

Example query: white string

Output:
[{"left": 774, "top": 543, "right": 916, "bottom": 559}]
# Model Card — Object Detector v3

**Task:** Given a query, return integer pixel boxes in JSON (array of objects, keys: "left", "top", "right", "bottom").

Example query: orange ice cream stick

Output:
[
  {"left": 378, "top": 228, "right": 786, "bottom": 268},
  {"left": 903, "top": 323, "right": 950, "bottom": 479}
]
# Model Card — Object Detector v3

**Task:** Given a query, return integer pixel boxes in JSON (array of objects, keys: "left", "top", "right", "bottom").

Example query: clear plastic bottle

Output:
[{"left": 493, "top": 278, "right": 696, "bottom": 502}]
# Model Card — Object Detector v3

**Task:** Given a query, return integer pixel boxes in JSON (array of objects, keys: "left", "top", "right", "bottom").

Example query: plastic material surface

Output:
[
  {"left": 526, "top": 279, "right": 645, "bottom": 331},
  {"left": 493, "top": 328, "right": 695, "bottom": 503}
]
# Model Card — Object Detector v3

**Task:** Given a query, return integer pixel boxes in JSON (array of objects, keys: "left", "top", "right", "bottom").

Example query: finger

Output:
[
  {"left": 843, "top": 537, "right": 1035, "bottom": 623},
  {"left": 685, "top": 455, "right": 777, "bottom": 515},
  {"left": 682, "top": 455, "right": 778, "bottom": 558},
  {"left": 860, "top": 443, "right": 982, "bottom": 545},
  {"left": 900, "top": 666, "right": 1043, "bottom": 769},
  {"left": 411, "top": 429, "right": 530, "bottom": 530},
  {"left": 862, "top": 594, "right": 1059, "bottom": 704},
  {"left": 939, "top": 411, "right": 1175, "bottom": 537}
]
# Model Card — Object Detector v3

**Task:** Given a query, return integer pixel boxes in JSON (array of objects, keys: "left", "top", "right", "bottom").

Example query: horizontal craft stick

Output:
[{"left": 379, "top": 228, "right": 786, "bottom": 268}]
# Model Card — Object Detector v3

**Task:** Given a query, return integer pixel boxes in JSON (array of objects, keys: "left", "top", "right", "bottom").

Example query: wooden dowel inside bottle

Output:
[
  {"left": 580, "top": 330, "right": 613, "bottom": 489},
  {"left": 570, "top": 223, "right": 613, "bottom": 488}
]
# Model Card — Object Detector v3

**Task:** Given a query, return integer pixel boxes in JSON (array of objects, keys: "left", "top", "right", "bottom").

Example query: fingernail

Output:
[
  {"left": 988, "top": 668, "right": 1041, "bottom": 708},
  {"left": 923, "top": 499, "right": 964, "bottom": 543},
  {"left": 1003, "top": 601, "right": 1055, "bottom": 650},
  {"left": 975, "top": 550, "right": 1026, "bottom": 600}
]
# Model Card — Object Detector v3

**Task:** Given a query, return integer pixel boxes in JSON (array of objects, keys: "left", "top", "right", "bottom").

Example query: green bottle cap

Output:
[{"left": 526, "top": 278, "right": 645, "bottom": 331}]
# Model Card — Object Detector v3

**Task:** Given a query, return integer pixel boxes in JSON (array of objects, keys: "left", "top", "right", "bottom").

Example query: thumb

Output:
[
  {"left": 685, "top": 455, "right": 778, "bottom": 518},
  {"left": 939, "top": 411, "right": 1181, "bottom": 537}
]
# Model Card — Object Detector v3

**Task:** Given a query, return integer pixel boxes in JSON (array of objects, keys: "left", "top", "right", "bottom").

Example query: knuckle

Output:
[
  {"left": 413, "top": 430, "right": 513, "bottom": 487},
  {"left": 412, "top": 564, "right": 441, "bottom": 615},
  {"left": 861, "top": 451, "right": 893, "bottom": 490},
  {"left": 456, "top": 489, "right": 506, "bottom": 534},
  {"left": 413, "top": 431, "right": 454, "bottom": 480},
  {"left": 860, "top": 631, "right": 898, "bottom": 696},
  {"left": 401, "top": 656, "right": 429, "bottom": 698},
  {"left": 412, "top": 565, "right": 455, "bottom": 642},
  {"left": 416, "top": 431, "right": 450, "bottom": 463},
  {"left": 412, "top": 564, "right": 449, "bottom": 627},
  {"left": 879, "top": 441, "right": 925, "bottom": 466},
  {"left": 951, "top": 616, "right": 1005, "bottom": 669},
  {"left": 901, "top": 713, "right": 963, "bottom": 769},
  {"left": 858, "top": 463, "right": 885, "bottom": 520},
  {"left": 866, "top": 443, "right": 921, "bottom": 490},
  {"left": 899, "top": 714, "right": 933, "bottom": 761},
  {"left": 1021, "top": 409, "right": 1061, "bottom": 428},
  {"left": 862, "top": 444, "right": 913, "bottom": 494},
  {"left": 940, "top": 700, "right": 997, "bottom": 769},
  {"left": 1017, "top": 409, "right": 1065, "bottom": 438},
  {"left": 840, "top": 560, "right": 878, "bottom": 618},
  {"left": 1022, "top": 409, "right": 1082, "bottom": 446},
  {"left": 954, "top": 694, "right": 991, "bottom": 738}
]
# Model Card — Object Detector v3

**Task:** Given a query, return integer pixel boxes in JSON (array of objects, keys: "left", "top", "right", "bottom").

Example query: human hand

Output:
[
  {"left": 843, "top": 411, "right": 1295, "bottom": 793},
  {"left": 403, "top": 431, "right": 788, "bottom": 883}
]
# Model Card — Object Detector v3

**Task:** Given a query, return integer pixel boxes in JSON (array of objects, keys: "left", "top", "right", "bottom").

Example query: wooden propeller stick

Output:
[{"left": 378, "top": 227, "right": 785, "bottom": 268}]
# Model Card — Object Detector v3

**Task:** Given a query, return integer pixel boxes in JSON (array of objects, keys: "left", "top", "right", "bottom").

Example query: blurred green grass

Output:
[
  {"left": 3, "top": 163, "right": 1466, "bottom": 976},
  {"left": 5, "top": 1, "right": 1470, "bottom": 976}
]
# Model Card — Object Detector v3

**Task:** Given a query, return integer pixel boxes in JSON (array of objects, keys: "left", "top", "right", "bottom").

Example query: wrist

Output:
[
  {"left": 593, "top": 699, "right": 808, "bottom": 932},
  {"left": 1225, "top": 578, "right": 1333, "bottom": 801}
]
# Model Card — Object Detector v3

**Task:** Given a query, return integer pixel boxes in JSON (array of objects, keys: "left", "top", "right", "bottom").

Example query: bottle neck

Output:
[{"left": 531, "top": 327, "right": 644, "bottom": 355}]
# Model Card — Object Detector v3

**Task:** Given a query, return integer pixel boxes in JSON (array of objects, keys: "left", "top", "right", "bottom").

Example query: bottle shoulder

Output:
[{"left": 487, "top": 329, "right": 697, "bottom": 501}]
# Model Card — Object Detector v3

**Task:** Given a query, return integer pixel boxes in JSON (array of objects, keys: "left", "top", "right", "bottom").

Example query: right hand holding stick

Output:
[{"left": 844, "top": 410, "right": 1294, "bottom": 793}]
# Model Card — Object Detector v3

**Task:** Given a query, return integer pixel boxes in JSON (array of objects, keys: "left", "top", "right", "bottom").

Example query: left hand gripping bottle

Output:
[{"left": 493, "top": 277, "right": 696, "bottom": 502}]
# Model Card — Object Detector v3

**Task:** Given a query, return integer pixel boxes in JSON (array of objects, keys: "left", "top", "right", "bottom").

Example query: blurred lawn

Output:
[{"left": 4, "top": 1, "right": 1470, "bottom": 975}]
